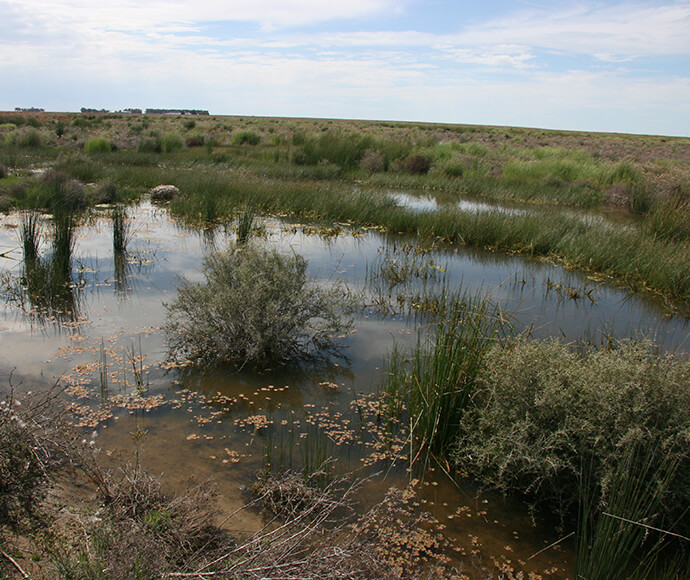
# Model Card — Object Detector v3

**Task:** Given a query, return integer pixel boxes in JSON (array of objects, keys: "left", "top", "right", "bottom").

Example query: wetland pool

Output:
[{"left": 1, "top": 201, "right": 688, "bottom": 578}]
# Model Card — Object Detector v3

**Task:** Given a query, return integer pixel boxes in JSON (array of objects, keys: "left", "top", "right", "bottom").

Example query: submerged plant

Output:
[{"left": 164, "top": 243, "right": 352, "bottom": 369}]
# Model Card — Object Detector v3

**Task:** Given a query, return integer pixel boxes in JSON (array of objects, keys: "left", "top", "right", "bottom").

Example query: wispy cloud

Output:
[{"left": 1, "top": 0, "right": 688, "bottom": 135}]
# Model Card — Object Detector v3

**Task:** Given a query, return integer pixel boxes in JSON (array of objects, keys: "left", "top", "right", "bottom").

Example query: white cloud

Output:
[
  {"left": 459, "top": 2, "right": 690, "bottom": 60},
  {"left": 3, "top": 0, "right": 403, "bottom": 32}
]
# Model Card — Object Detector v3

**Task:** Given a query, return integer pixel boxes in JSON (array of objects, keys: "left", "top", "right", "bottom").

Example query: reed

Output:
[
  {"left": 111, "top": 203, "right": 129, "bottom": 254},
  {"left": 385, "top": 290, "right": 512, "bottom": 459},
  {"left": 575, "top": 440, "right": 685, "bottom": 580}
]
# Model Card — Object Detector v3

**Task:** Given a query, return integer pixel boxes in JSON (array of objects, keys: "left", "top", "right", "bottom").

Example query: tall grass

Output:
[
  {"left": 111, "top": 204, "right": 129, "bottom": 253},
  {"left": 385, "top": 291, "right": 512, "bottom": 459},
  {"left": 576, "top": 441, "right": 685, "bottom": 579}
]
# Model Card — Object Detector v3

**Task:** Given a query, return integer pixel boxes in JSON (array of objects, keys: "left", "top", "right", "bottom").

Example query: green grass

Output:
[
  {"left": 2, "top": 112, "right": 689, "bottom": 303},
  {"left": 385, "top": 291, "right": 512, "bottom": 459}
]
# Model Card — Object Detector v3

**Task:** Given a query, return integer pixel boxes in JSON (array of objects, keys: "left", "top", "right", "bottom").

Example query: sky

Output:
[{"left": 1, "top": 0, "right": 689, "bottom": 136}]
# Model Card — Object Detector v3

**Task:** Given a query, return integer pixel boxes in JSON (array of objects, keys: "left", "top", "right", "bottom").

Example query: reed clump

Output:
[{"left": 385, "top": 291, "right": 512, "bottom": 458}]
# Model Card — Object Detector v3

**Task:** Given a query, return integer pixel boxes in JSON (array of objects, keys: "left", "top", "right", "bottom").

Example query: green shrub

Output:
[
  {"left": 91, "top": 181, "right": 118, "bottom": 204},
  {"left": 0, "top": 163, "right": 6, "bottom": 179},
  {"left": 400, "top": 155, "right": 431, "bottom": 175},
  {"left": 453, "top": 338, "right": 690, "bottom": 525},
  {"left": 84, "top": 136, "right": 111, "bottom": 153},
  {"left": 359, "top": 148, "right": 385, "bottom": 174},
  {"left": 161, "top": 132, "right": 184, "bottom": 152},
  {"left": 164, "top": 244, "right": 352, "bottom": 369},
  {"left": 138, "top": 136, "right": 162, "bottom": 153},
  {"left": 231, "top": 130, "right": 261, "bottom": 146},
  {"left": 185, "top": 135, "right": 205, "bottom": 148},
  {"left": 35, "top": 170, "right": 88, "bottom": 213},
  {"left": 14, "top": 128, "right": 43, "bottom": 148}
]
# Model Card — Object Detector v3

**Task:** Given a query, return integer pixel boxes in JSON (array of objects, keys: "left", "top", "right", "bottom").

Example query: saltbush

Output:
[
  {"left": 164, "top": 244, "right": 351, "bottom": 369},
  {"left": 453, "top": 338, "right": 690, "bottom": 524}
]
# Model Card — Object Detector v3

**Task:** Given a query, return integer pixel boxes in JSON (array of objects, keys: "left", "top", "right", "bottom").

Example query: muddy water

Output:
[{"left": 1, "top": 201, "right": 688, "bottom": 578}]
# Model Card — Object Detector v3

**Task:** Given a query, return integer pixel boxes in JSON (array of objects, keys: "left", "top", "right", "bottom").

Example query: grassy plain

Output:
[{"left": 1, "top": 111, "right": 689, "bottom": 303}]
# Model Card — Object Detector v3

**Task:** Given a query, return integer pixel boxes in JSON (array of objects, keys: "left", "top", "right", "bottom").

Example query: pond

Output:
[{"left": 0, "top": 200, "right": 687, "bottom": 578}]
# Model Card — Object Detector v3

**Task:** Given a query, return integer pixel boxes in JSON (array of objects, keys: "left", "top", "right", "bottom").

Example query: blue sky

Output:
[{"left": 1, "top": 0, "right": 689, "bottom": 136}]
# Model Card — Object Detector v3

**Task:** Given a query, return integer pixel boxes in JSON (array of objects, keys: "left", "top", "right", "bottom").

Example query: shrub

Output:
[
  {"left": 138, "top": 136, "right": 162, "bottom": 153},
  {"left": 401, "top": 155, "right": 431, "bottom": 175},
  {"left": 164, "top": 244, "right": 351, "bottom": 369},
  {"left": 84, "top": 136, "right": 111, "bottom": 153},
  {"left": 231, "top": 130, "right": 261, "bottom": 145},
  {"left": 359, "top": 148, "right": 385, "bottom": 173},
  {"left": 0, "top": 163, "right": 6, "bottom": 179},
  {"left": 185, "top": 135, "right": 205, "bottom": 148},
  {"left": 161, "top": 132, "right": 184, "bottom": 153},
  {"left": 36, "top": 170, "right": 88, "bottom": 213},
  {"left": 91, "top": 180, "right": 118, "bottom": 204},
  {"left": 15, "top": 128, "right": 43, "bottom": 148},
  {"left": 453, "top": 338, "right": 690, "bottom": 525},
  {"left": 0, "top": 389, "right": 68, "bottom": 530}
]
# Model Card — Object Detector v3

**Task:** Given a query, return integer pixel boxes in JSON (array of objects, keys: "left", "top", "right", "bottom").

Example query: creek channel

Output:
[{"left": 0, "top": 199, "right": 688, "bottom": 578}]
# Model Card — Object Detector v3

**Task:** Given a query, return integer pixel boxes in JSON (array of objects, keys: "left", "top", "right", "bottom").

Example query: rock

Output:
[{"left": 150, "top": 184, "right": 180, "bottom": 201}]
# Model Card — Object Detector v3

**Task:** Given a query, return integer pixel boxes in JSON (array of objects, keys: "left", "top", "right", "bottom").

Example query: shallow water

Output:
[{"left": 1, "top": 201, "right": 687, "bottom": 577}]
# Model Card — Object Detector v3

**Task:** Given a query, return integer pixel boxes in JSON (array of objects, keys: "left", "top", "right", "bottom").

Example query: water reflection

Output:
[{"left": 12, "top": 210, "right": 84, "bottom": 329}]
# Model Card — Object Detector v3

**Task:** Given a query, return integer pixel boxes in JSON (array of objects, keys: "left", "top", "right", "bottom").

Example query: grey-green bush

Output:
[
  {"left": 164, "top": 244, "right": 351, "bottom": 369},
  {"left": 452, "top": 338, "right": 690, "bottom": 526}
]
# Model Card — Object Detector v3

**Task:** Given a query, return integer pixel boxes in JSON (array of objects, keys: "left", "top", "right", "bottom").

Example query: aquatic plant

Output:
[
  {"left": 235, "top": 204, "right": 255, "bottom": 244},
  {"left": 111, "top": 203, "right": 129, "bottom": 254},
  {"left": 164, "top": 243, "right": 352, "bottom": 369},
  {"left": 385, "top": 290, "right": 512, "bottom": 459},
  {"left": 575, "top": 440, "right": 686, "bottom": 580}
]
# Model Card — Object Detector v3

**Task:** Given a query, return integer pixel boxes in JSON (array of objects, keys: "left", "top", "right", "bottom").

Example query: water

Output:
[{"left": 0, "top": 201, "right": 687, "bottom": 577}]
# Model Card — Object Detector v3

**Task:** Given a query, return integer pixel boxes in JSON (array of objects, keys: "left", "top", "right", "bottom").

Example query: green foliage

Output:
[
  {"left": 576, "top": 440, "right": 684, "bottom": 580},
  {"left": 84, "top": 136, "right": 111, "bottom": 153},
  {"left": 91, "top": 180, "right": 119, "bottom": 204},
  {"left": 453, "top": 338, "right": 690, "bottom": 527},
  {"left": 14, "top": 128, "right": 43, "bottom": 148},
  {"left": 300, "top": 132, "right": 376, "bottom": 169},
  {"left": 160, "top": 132, "right": 184, "bottom": 152},
  {"left": 34, "top": 170, "right": 88, "bottom": 214},
  {"left": 138, "top": 136, "right": 162, "bottom": 153},
  {"left": 231, "top": 130, "right": 261, "bottom": 145},
  {"left": 647, "top": 195, "right": 690, "bottom": 242},
  {"left": 164, "top": 243, "right": 351, "bottom": 369},
  {"left": 385, "top": 291, "right": 511, "bottom": 457}
]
